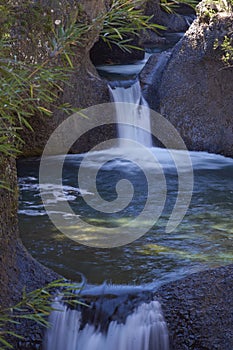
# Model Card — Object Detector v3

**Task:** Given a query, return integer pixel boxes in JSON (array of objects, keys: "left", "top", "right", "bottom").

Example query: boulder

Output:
[
  {"left": 156, "top": 264, "right": 233, "bottom": 349},
  {"left": 20, "top": 0, "right": 111, "bottom": 157},
  {"left": 144, "top": 1, "right": 233, "bottom": 157}
]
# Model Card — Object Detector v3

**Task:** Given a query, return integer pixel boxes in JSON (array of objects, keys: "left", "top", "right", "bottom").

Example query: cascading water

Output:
[
  {"left": 42, "top": 76, "right": 169, "bottom": 350},
  {"left": 109, "top": 80, "right": 152, "bottom": 148},
  {"left": 44, "top": 300, "right": 169, "bottom": 350}
]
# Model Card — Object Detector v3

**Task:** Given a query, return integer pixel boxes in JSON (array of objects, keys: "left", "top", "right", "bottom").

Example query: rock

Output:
[
  {"left": 145, "top": 1, "right": 233, "bottom": 157},
  {"left": 19, "top": 0, "right": 111, "bottom": 157},
  {"left": 38, "top": 264, "right": 233, "bottom": 350},
  {"left": 138, "top": 30, "right": 167, "bottom": 48},
  {"left": 173, "top": 3, "right": 197, "bottom": 16},
  {"left": 20, "top": 54, "right": 111, "bottom": 157},
  {"left": 156, "top": 264, "right": 233, "bottom": 349},
  {"left": 0, "top": 156, "right": 60, "bottom": 350},
  {"left": 140, "top": 50, "right": 172, "bottom": 111},
  {"left": 78, "top": 290, "right": 154, "bottom": 332},
  {"left": 144, "top": 0, "right": 196, "bottom": 33},
  {"left": 160, "top": 12, "right": 196, "bottom": 33},
  {"left": 20, "top": 0, "right": 199, "bottom": 158},
  {"left": 54, "top": 56, "right": 112, "bottom": 154}
]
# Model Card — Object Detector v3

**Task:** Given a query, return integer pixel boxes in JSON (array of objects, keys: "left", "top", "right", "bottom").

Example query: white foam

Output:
[{"left": 44, "top": 300, "right": 169, "bottom": 350}]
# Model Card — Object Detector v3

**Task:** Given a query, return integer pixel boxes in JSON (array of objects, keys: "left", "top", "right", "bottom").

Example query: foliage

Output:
[
  {"left": 221, "top": 0, "right": 233, "bottom": 12},
  {"left": 198, "top": 0, "right": 233, "bottom": 20},
  {"left": 221, "top": 35, "right": 233, "bottom": 64},
  {"left": 209, "top": 0, "right": 233, "bottom": 67},
  {"left": 0, "top": 279, "right": 86, "bottom": 350},
  {"left": 99, "top": 0, "right": 165, "bottom": 52},
  {"left": 160, "top": 0, "right": 198, "bottom": 13},
  {"left": 214, "top": 35, "right": 233, "bottom": 67},
  {"left": 0, "top": 2, "right": 90, "bottom": 164}
]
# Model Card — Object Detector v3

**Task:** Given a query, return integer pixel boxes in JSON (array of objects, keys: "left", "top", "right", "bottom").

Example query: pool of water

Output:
[{"left": 17, "top": 147, "right": 233, "bottom": 288}]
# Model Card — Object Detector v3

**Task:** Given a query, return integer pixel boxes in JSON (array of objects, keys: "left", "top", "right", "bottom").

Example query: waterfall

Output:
[
  {"left": 44, "top": 300, "right": 169, "bottom": 350},
  {"left": 109, "top": 81, "right": 152, "bottom": 148}
]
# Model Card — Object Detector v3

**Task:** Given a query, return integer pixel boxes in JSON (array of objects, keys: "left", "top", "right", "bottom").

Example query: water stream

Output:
[
  {"left": 45, "top": 301, "right": 169, "bottom": 350},
  {"left": 109, "top": 81, "right": 152, "bottom": 148},
  {"left": 17, "top": 50, "right": 233, "bottom": 350}
]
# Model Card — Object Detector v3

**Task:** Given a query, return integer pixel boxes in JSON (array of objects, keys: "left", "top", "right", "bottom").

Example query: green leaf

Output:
[
  {"left": 0, "top": 336, "right": 14, "bottom": 349},
  {"left": 64, "top": 53, "right": 74, "bottom": 68},
  {"left": 37, "top": 106, "right": 52, "bottom": 115}
]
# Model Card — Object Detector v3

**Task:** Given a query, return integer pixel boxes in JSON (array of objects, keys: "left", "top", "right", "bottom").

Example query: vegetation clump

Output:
[
  {"left": 0, "top": 0, "right": 161, "bottom": 189},
  {"left": 0, "top": 279, "right": 85, "bottom": 349},
  {"left": 196, "top": 0, "right": 233, "bottom": 67}
]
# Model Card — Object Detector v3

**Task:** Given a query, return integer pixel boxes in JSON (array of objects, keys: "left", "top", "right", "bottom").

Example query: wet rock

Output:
[
  {"left": 20, "top": 55, "right": 111, "bottom": 157},
  {"left": 76, "top": 289, "right": 154, "bottom": 332},
  {"left": 156, "top": 264, "right": 233, "bottom": 349},
  {"left": 140, "top": 50, "right": 172, "bottom": 111}
]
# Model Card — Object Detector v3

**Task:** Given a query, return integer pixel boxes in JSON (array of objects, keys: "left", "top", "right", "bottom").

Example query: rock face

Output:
[
  {"left": 0, "top": 156, "right": 59, "bottom": 307},
  {"left": 156, "top": 264, "right": 233, "bottom": 350},
  {"left": 21, "top": 56, "right": 111, "bottom": 156},
  {"left": 146, "top": 1, "right": 233, "bottom": 157},
  {"left": 20, "top": 0, "right": 111, "bottom": 157},
  {"left": 2, "top": 0, "right": 111, "bottom": 296},
  {"left": 0, "top": 155, "right": 60, "bottom": 349}
]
